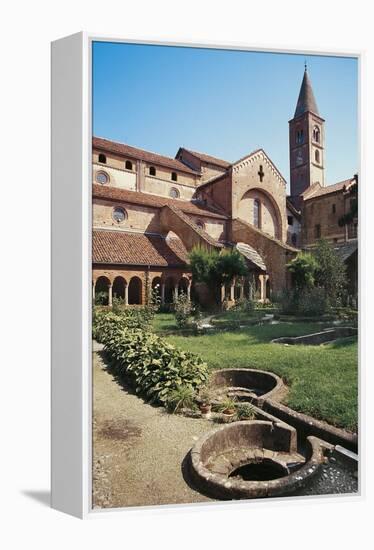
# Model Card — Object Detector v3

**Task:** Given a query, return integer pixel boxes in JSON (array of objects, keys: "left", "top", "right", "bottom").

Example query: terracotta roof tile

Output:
[
  {"left": 93, "top": 230, "right": 189, "bottom": 267},
  {"left": 306, "top": 179, "right": 353, "bottom": 199},
  {"left": 92, "top": 184, "right": 228, "bottom": 219},
  {"left": 180, "top": 148, "right": 231, "bottom": 168},
  {"left": 93, "top": 137, "right": 199, "bottom": 175}
]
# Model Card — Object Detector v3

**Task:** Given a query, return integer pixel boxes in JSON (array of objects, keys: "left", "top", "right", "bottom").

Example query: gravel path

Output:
[{"left": 93, "top": 351, "right": 212, "bottom": 509}]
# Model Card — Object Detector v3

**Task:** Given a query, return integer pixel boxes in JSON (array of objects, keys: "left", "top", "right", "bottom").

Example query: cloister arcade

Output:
[
  {"left": 92, "top": 272, "right": 193, "bottom": 307},
  {"left": 93, "top": 271, "right": 270, "bottom": 307}
]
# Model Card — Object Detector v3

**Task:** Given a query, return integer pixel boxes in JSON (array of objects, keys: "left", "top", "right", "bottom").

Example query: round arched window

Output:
[
  {"left": 112, "top": 207, "right": 127, "bottom": 224},
  {"left": 96, "top": 171, "right": 109, "bottom": 185},
  {"left": 170, "top": 187, "right": 180, "bottom": 198}
]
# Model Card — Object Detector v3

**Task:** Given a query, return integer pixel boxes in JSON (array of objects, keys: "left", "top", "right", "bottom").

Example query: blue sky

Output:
[{"left": 92, "top": 42, "right": 358, "bottom": 190}]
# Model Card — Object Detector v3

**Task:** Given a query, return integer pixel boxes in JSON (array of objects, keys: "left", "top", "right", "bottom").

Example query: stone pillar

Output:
[
  {"left": 240, "top": 282, "right": 244, "bottom": 300},
  {"left": 174, "top": 286, "right": 178, "bottom": 302},
  {"left": 161, "top": 283, "right": 165, "bottom": 305},
  {"left": 124, "top": 284, "right": 129, "bottom": 306},
  {"left": 187, "top": 283, "right": 191, "bottom": 301},
  {"left": 230, "top": 283, "right": 235, "bottom": 302},
  {"left": 259, "top": 275, "right": 265, "bottom": 302},
  {"left": 264, "top": 275, "right": 270, "bottom": 302},
  {"left": 108, "top": 284, "right": 113, "bottom": 307},
  {"left": 221, "top": 284, "right": 225, "bottom": 303},
  {"left": 92, "top": 281, "right": 96, "bottom": 302}
]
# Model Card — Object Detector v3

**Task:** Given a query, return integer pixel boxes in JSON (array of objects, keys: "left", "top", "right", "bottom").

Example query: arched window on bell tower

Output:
[{"left": 313, "top": 126, "right": 320, "bottom": 143}]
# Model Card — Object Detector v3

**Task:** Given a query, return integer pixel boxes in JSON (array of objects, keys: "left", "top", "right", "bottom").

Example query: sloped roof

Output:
[
  {"left": 165, "top": 205, "right": 224, "bottom": 248},
  {"left": 93, "top": 137, "right": 199, "bottom": 176},
  {"left": 305, "top": 179, "right": 352, "bottom": 200},
  {"left": 93, "top": 230, "right": 189, "bottom": 267},
  {"left": 333, "top": 240, "right": 358, "bottom": 262},
  {"left": 294, "top": 69, "right": 320, "bottom": 118},
  {"left": 92, "top": 184, "right": 227, "bottom": 219},
  {"left": 178, "top": 148, "right": 231, "bottom": 169},
  {"left": 236, "top": 242, "right": 266, "bottom": 271}
]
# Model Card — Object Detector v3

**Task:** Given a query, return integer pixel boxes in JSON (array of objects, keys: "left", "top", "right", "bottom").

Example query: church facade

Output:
[{"left": 92, "top": 68, "right": 358, "bottom": 306}]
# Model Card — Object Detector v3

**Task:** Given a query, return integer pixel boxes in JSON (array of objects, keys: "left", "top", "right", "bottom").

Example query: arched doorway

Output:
[
  {"left": 128, "top": 276, "right": 142, "bottom": 305},
  {"left": 178, "top": 277, "right": 189, "bottom": 296},
  {"left": 164, "top": 276, "right": 175, "bottom": 304},
  {"left": 151, "top": 276, "right": 162, "bottom": 303},
  {"left": 95, "top": 276, "right": 111, "bottom": 305},
  {"left": 112, "top": 276, "right": 126, "bottom": 300}
]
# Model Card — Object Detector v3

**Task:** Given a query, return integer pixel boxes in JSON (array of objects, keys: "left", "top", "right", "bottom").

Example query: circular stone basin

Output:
[
  {"left": 189, "top": 420, "right": 327, "bottom": 500},
  {"left": 209, "top": 369, "right": 284, "bottom": 403}
]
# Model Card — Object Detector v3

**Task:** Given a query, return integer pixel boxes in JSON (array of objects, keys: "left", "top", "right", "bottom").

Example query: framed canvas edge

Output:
[{"left": 51, "top": 32, "right": 365, "bottom": 519}]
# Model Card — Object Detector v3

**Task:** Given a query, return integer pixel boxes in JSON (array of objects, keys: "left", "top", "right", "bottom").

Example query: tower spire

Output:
[{"left": 294, "top": 66, "right": 319, "bottom": 118}]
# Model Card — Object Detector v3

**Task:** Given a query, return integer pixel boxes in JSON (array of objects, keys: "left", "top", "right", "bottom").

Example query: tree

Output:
[
  {"left": 338, "top": 174, "right": 358, "bottom": 227},
  {"left": 286, "top": 252, "right": 319, "bottom": 290},
  {"left": 189, "top": 246, "right": 248, "bottom": 303},
  {"left": 313, "top": 239, "right": 347, "bottom": 306}
]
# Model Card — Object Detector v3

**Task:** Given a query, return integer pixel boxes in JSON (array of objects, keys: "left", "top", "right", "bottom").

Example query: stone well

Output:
[
  {"left": 209, "top": 368, "right": 285, "bottom": 404},
  {"left": 189, "top": 420, "right": 331, "bottom": 500}
]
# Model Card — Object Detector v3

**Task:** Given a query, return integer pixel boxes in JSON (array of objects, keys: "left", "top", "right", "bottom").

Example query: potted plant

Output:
[
  {"left": 236, "top": 402, "right": 256, "bottom": 421},
  {"left": 197, "top": 386, "right": 213, "bottom": 418},
  {"left": 217, "top": 397, "right": 237, "bottom": 423},
  {"left": 166, "top": 386, "right": 196, "bottom": 414}
]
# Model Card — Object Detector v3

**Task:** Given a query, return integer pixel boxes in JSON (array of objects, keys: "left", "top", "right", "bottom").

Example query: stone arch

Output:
[
  {"left": 151, "top": 276, "right": 162, "bottom": 301},
  {"left": 163, "top": 276, "right": 176, "bottom": 304},
  {"left": 94, "top": 276, "right": 111, "bottom": 305},
  {"left": 128, "top": 276, "right": 142, "bottom": 305},
  {"left": 238, "top": 187, "right": 283, "bottom": 240},
  {"left": 112, "top": 276, "right": 127, "bottom": 300},
  {"left": 178, "top": 276, "right": 189, "bottom": 295}
]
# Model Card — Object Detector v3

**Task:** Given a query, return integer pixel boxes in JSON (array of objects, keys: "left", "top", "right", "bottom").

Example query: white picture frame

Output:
[{"left": 51, "top": 32, "right": 363, "bottom": 519}]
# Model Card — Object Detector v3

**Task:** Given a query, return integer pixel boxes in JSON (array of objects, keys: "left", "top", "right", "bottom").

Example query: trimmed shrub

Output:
[{"left": 96, "top": 311, "right": 209, "bottom": 406}]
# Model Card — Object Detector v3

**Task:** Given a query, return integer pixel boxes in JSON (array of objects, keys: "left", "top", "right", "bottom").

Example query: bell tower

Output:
[{"left": 289, "top": 66, "right": 325, "bottom": 200}]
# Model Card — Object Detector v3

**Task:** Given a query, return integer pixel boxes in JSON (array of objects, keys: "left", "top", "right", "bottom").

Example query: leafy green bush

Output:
[
  {"left": 297, "top": 287, "right": 329, "bottom": 316},
  {"left": 233, "top": 297, "right": 255, "bottom": 313},
  {"left": 95, "top": 291, "right": 109, "bottom": 305},
  {"left": 92, "top": 307, "right": 155, "bottom": 342},
  {"left": 173, "top": 292, "right": 193, "bottom": 328},
  {"left": 276, "top": 287, "right": 328, "bottom": 317},
  {"left": 98, "top": 315, "right": 209, "bottom": 406}
]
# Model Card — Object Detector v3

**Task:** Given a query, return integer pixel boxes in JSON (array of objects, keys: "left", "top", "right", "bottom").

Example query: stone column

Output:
[
  {"left": 108, "top": 284, "right": 113, "bottom": 307},
  {"left": 240, "top": 281, "right": 244, "bottom": 300},
  {"left": 259, "top": 275, "right": 265, "bottom": 302},
  {"left": 161, "top": 283, "right": 165, "bottom": 305},
  {"left": 187, "top": 283, "right": 191, "bottom": 302},
  {"left": 174, "top": 286, "right": 178, "bottom": 302},
  {"left": 230, "top": 283, "right": 235, "bottom": 302},
  {"left": 124, "top": 284, "right": 129, "bottom": 306},
  {"left": 221, "top": 284, "right": 225, "bottom": 303},
  {"left": 264, "top": 275, "right": 270, "bottom": 302},
  {"left": 92, "top": 281, "right": 96, "bottom": 302}
]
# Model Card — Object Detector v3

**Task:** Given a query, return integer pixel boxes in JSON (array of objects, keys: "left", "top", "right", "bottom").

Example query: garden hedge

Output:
[{"left": 93, "top": 310, "right": 209, "bottom": 406}]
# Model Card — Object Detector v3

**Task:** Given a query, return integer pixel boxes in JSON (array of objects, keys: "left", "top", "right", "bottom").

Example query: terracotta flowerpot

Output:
[
  {"left": 199, "top": 403, "right": 212, "bottom": 418},
  {"left": 221, "top": 409, "right": 236, "bottom": 423}
]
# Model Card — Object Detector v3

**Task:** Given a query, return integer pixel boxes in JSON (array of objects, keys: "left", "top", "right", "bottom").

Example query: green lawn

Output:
[{"left": 152, "top": 314, "right": 358, "bottom": 431}]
